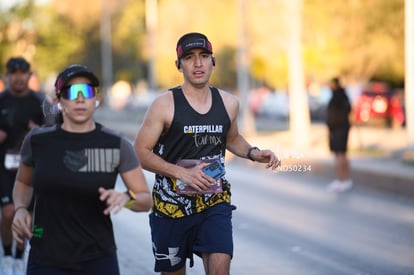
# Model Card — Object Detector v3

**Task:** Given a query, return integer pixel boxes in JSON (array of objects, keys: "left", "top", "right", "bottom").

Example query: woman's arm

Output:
[
  {"left": 12, "top": 163, "right": 34, "bottom": 245},
  {"left": 119, "top": 166, "right": 153, "bottom": 212}
]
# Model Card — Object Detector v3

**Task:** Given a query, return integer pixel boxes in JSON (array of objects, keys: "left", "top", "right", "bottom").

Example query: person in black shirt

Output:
[
  {"left": 0, "top": 57, "right": 48, "bottom": 275},
  {"left": 134, "top": 32, "right": 281, "bottom": 275},
  {"left": 11, "top": 64, "right": 152, "bottom": 274},
  {"left": 326, "top": 77, "right": 353, "bottom": 192}
]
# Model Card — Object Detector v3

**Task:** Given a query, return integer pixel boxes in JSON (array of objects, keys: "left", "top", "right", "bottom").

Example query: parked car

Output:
[
  {"left": 251, "top": 88, "right": 330, "bottom": 122},
  {"left": 353, "top": 81, "right": 405, "bottom": 127},
  {"left": 256, "top": 91, "right": 290, "bottom": 119}
]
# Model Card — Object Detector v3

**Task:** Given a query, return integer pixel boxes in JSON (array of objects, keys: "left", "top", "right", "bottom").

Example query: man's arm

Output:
[
  {"left": 0, "top": 100, "right": 8, "bottom": 143},
  {"left": 221, "top": 89, "right": 281, "bottom": 169},
  {"left": 12, "top": 163, "right": 34, "bottom": 244},
  {"left": 221, "top": 91, "right": 255, "bottom": 158},
  {"left": 134, "top": 91, "right": 216, "bottom": 192},
  {"left": 134, "top": 92, "right": 181, "bottom": 177},
  {"left": 0, "top": 129, "right": 7, "bottom": 143}
]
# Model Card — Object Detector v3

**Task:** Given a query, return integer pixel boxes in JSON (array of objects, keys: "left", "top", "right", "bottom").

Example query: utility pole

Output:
[
  {"left": 100, "top": 0, "right": 113, "bottom": 107},
  {"left": 146, "top": 0, "right": 157, "bottom": 91},
  {"left": 405, "top": 0, "right": 414, "bottom": 150},
  {"left": 286, "top": 0, "right": 310, "bottom": 149},
  {"left": 237, "top": 0, "right": 256, "bottom": 136}
]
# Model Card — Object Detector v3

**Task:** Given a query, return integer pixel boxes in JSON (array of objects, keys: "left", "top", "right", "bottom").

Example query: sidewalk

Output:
[
  {"left": 244, "top": 123, "right": 414, "bottom": 197},
  {"left": 94, "top": 107, "right": 414, "bottom": 197}
]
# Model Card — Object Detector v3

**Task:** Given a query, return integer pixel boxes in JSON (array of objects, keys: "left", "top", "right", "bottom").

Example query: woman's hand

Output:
[{"left": 99, "top": 187, "right": 129, "bottom": 215}]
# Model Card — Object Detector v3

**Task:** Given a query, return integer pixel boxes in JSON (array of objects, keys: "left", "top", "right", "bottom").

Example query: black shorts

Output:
[
  {"left": 149, "top": 202, "right": 235, "bottom": 272},
  {"left": 0, "top": 169, "right": 17, "bottom": 207},
  {"left": 329, "top": 127, "right": 350, "bottom": 153},
  {"left": 27, "top": 251, "right": 120, "bottom": 275}
]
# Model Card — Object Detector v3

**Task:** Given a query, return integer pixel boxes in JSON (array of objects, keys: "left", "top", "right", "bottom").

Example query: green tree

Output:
[
  {"left": 303, "top": 0, "right": 404, "bottom": 85},
  {"left": 0, "top": 0, "right": 37, "bottom": 75},
  {"left": 0, "top": 0, "right": 405, "bottom": 90}
]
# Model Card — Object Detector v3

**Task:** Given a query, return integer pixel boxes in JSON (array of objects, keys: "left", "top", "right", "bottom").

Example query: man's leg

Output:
[
  {"left": 1, "top": 204, "right": 14, "bottom": 253},
  {"left": 1, "top": 203, "right": 15, "bottom": 274},
  {"left": 336, "top": 153, "right": 350, "bottom": 180},
  {"left": 1, "top": 169, "right": 26, "bottom": 274},
  {"left": 202, "top": 252, "right": 231, "bottom": 275},
  {"left": 161, "top": 266, "right": 186, "bottom": 275}
]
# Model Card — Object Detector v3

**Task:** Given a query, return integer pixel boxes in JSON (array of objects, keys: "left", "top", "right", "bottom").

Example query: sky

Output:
[{"left": 0, "top": 0, "right": 49, "bottom": 9}]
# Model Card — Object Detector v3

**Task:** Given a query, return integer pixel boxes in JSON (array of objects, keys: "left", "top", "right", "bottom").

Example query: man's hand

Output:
[
  {"left": 28, "top": 120, "right": 39, "bottom": 129},
  {"left": 12, "top": 208, "right": 32, "bottom": 245},
  {"left": 178, "top": 163, "right": 217, "bottom": 193},
  {"left": 251, "top": 149, "right": 281, "bottom": 170}
]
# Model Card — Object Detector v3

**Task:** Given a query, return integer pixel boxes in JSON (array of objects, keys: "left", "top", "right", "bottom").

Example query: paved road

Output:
[
  {"left": 95, "top": 107, "right": 414, "bottom": 274},
  {"left": 114, "top": 162, "right": 414, "bottom": 275}
]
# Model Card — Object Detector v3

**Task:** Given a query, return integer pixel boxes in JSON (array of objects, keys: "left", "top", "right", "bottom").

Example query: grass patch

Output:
[
  {"left": 402, "top": 151, "right": 414, "bottom": 165},
  {"left": 349, "top": 146, "right": 388, "bottom": 157}
]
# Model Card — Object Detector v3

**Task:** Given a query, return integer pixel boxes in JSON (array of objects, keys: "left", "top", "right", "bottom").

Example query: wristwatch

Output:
[
  {"left": 247, "top": 146, "right": 260, "bottom": 161},
  {"left": 124, "top": 190, "right": 137, "bottom": 209}
]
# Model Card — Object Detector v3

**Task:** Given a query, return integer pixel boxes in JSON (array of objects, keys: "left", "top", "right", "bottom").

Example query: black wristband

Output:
[{"left": 247, "top": 146, "right": 260, "bottom": 161}]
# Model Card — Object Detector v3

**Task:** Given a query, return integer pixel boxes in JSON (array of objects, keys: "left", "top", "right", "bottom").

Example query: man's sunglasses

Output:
[{"left": 60, "top": 83, "right": 99, "bottom": 100}]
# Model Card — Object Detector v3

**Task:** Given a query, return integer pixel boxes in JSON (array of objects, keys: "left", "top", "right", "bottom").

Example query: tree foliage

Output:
[{"left": 0, "top": 0, "right": 405, "bottom": 91}]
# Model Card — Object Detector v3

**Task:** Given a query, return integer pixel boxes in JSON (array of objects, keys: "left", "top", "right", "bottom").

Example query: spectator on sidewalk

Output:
[
  {"left": 0, "top": 57, "right": 49, "bottom": 275},
  {"left": 326, "top": 77, "right": 353, "bottom": 192},
  {"left": 134, "top": 32, "right": 281, "bottom": 275},
  {"left": 11, "top": 64, "right": 152, "bottom": 274}
]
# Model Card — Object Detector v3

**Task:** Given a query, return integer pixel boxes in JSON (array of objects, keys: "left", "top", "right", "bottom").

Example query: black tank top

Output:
[{"left": 152, "top": 86, "right": 232, "bottom": 218}]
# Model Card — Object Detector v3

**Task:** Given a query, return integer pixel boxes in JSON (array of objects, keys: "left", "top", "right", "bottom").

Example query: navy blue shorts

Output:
[
  {"left": 26, "top": 251, "right": 120, "bottom": 275},
  {"left": 0, "top": 168, "right": 34, "bottom": 209},
  {"left": 149, "top": 202, "right": 235, "bottom": 272}
]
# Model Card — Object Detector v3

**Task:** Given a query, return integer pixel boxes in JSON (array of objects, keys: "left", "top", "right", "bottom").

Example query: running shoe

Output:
[
  {"left": 1, "top": 256, "right": 14, "bottom": 275},
  {"left": 14, "top": 258, "right": 25, "bottom": 275},
  {"left": 326, "top": 179, "right": 353, "bottom": 192}
]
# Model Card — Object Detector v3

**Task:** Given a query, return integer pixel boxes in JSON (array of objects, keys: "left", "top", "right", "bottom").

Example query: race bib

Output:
[{"left": 4, "top": 150, "right": 21, "bottom": 170}]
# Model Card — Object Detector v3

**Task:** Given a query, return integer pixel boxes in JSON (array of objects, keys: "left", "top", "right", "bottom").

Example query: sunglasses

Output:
[{"left": 60, "top": 83, "right": 99, "bottom": 100}]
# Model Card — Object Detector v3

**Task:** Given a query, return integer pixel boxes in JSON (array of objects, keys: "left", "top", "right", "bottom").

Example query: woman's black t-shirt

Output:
[{"left": 20, "top": 123, "right": 139, "bottom": 268}]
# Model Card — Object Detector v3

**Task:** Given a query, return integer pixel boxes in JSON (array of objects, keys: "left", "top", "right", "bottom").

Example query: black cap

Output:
[
  {"left": 176, "top": 32, "right": 213, "bottom": 58},
  {"left": 6, "top": 57, "right": 31, "bottom": 73},
  {"left": 54, "top": 64, "right": 99, "bottom": 96}
]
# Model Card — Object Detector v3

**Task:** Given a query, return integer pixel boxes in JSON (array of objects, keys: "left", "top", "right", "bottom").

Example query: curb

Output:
[{"left": 306, "top": 157, "right": 414, "bottom": 198}]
